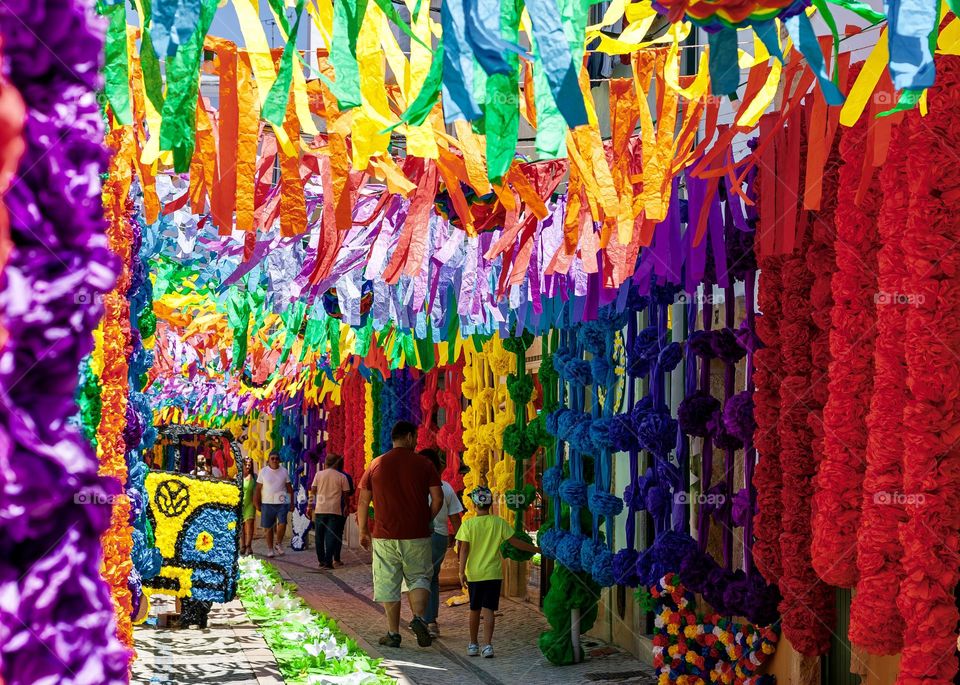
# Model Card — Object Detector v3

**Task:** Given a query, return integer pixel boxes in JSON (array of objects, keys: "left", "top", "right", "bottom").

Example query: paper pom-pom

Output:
[
  {"left": 563, "top": 359, "right": 594, "bottom": 386},
  {"left": 645, "top": 485, "right": 671, "bottom": 517},
  {"left": 623, "top": 477, "right": 650, "bottom": 509},
  {"left": 528, "top": 414, "right": 553, "bottom": 448},
  {"left": 578, "top": 323, "right": 608, "bottom": 355},
  {"left": 539, "top": 353, "right": 560, "bottom": 385},
  {"left": 567, "top": 419, "right": 595, "bottom": 454},
  {"left": 707, "top": 409, "right": 744, "bottom": 450},
  {"left": 502, "top": 332, "right": 535, "bottom": 353},
  {"left": 723, "top": 391, "right": 756, "bottom": 443},
  {"left": 678, "top": 391, "right": 721, "bottom": 437},
  {"left": 731, "top": 487, "right": 755, "bottom": 528},
  {"left": 556, "top": 409, "right": 588, "bottom": 441},
  {"left": 710, "top": 327, "right": 747, "bottom": 364},
  {"left": 542, "top": 466, "right": 563, "bottom": 498},
  {"left": 556, "top": 532, "right": 586, "bottom": 571},
  {"left": 546, "top": 407, "right": 567, "bottom": 436},
  {"left": 588, "top": 486, "right": 624, "bottom": 517},
  {"left": 559, "top": 479, "right": 588, "bottom": 507},
  {"left": 636, "top": 408, "right": 678, "bottom": 456},
  {"left": 636, "top": 531, "right": 698, "bottom": 586},
  {"left": 552, "top": 349, "right": 570, "bottom": 374},
  {"left": 631, "top": 325, "right": 660, "bottom": 371},
  {"left": 503, "top": 424, "right": 536, "bottom": 461},
  {"left": 539, "top": 527, "right": 561, "bottom": 558},
  {"left": 506, "top": 374, "right": 534, "bottom": 405},
  {"left": 581, "top": 539, "right": 615, "bottom": 587},
  {"left": 608, "top": 413, "right": 640, "bottom": 452},
  {"left": 590, "top": 356, "right": 612, "bottom": 383},
  {"left": 613, "top": 548, "right": 640, "bottom": 586},
  {"left": 657, "top": 342, "right": 683, "bottom": 373},
  {"left": 589, "top": 416, "right": 617, "bottom": 451},
  {"left": 686, "top": 330, "right": 716, "bottom": 358}
]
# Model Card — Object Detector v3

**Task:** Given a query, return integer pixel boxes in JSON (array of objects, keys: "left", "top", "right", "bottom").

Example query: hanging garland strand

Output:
[
  {"left": 0, "top": 0, "right": 129, "bottom": 675},
  {"left": 896, "top": 57, "right": 960, "bottom": 685},
  {"left": 97, "top": 130, "right": 136, "bottom": 657},
  {"left": 848, "top": 119, "right": 910, "bottom": 654},
  {"left": 501, "top": 332, "right": 536, "bottom": 561}
]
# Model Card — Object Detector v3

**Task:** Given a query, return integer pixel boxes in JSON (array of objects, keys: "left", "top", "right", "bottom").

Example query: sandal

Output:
[{"left": 378, "top": 632, "right": 402, "bottom": 648}]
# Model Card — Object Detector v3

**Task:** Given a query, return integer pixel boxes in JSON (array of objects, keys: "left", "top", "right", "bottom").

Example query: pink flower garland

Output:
[
  {"left": 896, "top": 55, "right": 960, "bottom": 685},
  {"left": 848, "top": 117, "right": 910, "bottom": 654},
  {"left": 812, "top": 102, "right": 883, "bottom": 588}
]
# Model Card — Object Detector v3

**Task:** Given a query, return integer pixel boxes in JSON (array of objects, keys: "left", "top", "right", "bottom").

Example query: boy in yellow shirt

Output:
[{"left": 455, "top": 486, "right": 540, "bottom": 658}]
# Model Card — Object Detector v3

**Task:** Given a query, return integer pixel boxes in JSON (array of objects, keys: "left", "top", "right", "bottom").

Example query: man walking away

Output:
[
  {"left": 254, "top": 453, "right": 293, "bottom": 558},
  {"left": 358, "top": 421, "right": 442, "bottom": 649},
  {"left": 307, "top": 454, "right": 351, "bottom": 570}
]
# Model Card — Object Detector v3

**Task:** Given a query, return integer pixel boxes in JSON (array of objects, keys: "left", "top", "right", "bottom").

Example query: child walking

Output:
[{"left": 455, "top": 486, "right": 540, "bottom": 658}]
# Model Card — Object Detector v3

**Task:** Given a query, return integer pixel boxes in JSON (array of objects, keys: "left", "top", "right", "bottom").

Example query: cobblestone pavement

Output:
[
  {"left": 133, "top": 597, "right": 284, "bottom": 685},
  {"left": 265, "top": 541, "right": 657, "bottom": 685}
]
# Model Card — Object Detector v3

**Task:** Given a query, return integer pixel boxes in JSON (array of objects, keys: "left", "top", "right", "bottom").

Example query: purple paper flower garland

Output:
[{"left": 0, "top": 0, "right": 130, "bottom": 681}]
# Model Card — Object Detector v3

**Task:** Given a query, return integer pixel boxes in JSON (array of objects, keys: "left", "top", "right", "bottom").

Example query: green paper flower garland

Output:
[{"left": 501, "top": 332, "right": 537, "bottom": 561}]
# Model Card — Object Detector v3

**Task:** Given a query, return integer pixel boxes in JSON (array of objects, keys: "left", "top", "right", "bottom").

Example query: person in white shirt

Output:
[
  {"left": 418, "top": 448, "right": 463, "bottom": 638},
  {"left": 254, "top": 453, "right": 293, "bottom": 558}
]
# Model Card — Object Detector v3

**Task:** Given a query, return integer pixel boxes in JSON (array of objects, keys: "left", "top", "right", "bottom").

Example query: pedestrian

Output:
[
  {"left": 418, "top": 448, "right": 463, "bottom": 638},
  {"left": 254, "top": 453, "right": 293, "bottom": 558},
  {"left": 332, "top": 457, "right": 355, "bottom": 568},
  {"left": 241, "top": 457, "right": 256, "bottom": 555},
  {"left": 357, "top": 421, "right": 443, "bottom": 649},
  {"left": 455, "top": 486, "right": 540, "bottom": 658},
  {"left": 307, "top": 454, "right": 351, "bottom": 570}
]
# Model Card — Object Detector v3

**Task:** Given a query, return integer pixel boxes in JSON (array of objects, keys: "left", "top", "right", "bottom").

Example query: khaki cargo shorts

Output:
[{"left": 371, "top": 537, "right": 432, "bottom": 602}]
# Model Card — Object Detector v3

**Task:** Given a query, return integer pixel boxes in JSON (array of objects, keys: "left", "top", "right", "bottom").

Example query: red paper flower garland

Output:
[
  {"left": 417, "top": 367, "right": 441, "bottom": 450},
  {"left": 848, "top": 120, "right": 910, "bottom": 654},
  {"left": 777, "top": 248, "right": 835, "bottom": 657},
  {"left": 341, "top": 372, "right": 366, "bottom": 494},
  {"left": 326, "top": 400, "right": 346, "bottom": 458},
  {"left": 895, "top": 55, "right": 960, "bottom": 685},
  {"left": 805, "top": 138, "right": 843, "bottom": 583},
  {"left": 812, "top": 103, "right": 883, "bottom": 588},
  {"left": 436, "top": 360, "right": 465, "bottom": 490},
  {"left": 752, "top": 255, "right": 785, "bottom": 584}
]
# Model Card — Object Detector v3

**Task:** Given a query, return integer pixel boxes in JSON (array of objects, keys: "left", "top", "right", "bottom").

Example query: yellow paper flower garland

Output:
[{"left": 364, "top": 382, "right": 374, "bottom": 467}]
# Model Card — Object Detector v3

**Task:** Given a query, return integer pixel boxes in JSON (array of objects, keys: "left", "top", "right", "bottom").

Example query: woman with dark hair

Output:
[{"left": 419, "top": 448, "right": 463, "bottom": 638}]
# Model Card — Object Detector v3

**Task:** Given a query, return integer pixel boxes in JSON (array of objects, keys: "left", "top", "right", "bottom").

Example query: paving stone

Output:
[
  {"left": 133, "top": 598, "right": 281, "bottom": 685},
  {"left": 264, "top": 541, "right": 657, "bottom": 685}
]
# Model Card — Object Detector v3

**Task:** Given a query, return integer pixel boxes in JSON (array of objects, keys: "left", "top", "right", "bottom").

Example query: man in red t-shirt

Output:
[{"left": 358, "top": 421, "right": 442, "bottom": 649}]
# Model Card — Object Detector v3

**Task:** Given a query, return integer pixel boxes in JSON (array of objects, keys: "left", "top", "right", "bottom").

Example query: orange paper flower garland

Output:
[
  {"left": 896, "top": 55, "right": 960, "bottom": 685},
  {"left": 848, "top": 120, "right": 910, "bottom": 654},
  {"left": 97, "top": 128, "right": 135, "bottom": 655}
]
